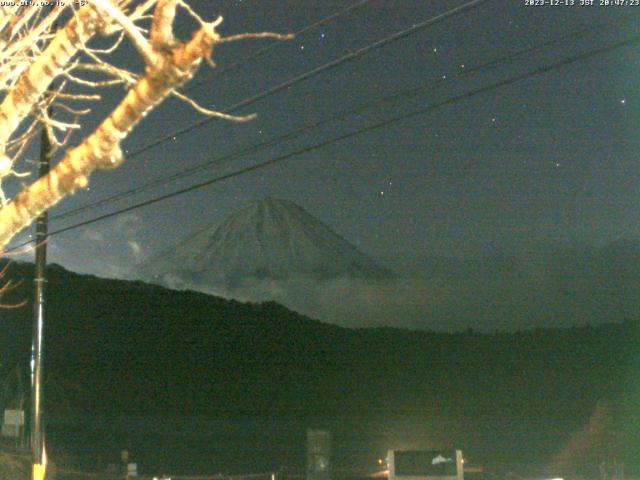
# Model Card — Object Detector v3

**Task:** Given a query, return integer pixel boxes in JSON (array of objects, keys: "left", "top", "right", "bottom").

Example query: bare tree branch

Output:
[
  {"left": 0, "top": 4, "right": 103, "bottom": 157},
  {"left": 0, "top": 1, "right": 291, "bottom": 252},
  {"left": 171, "top": 89, "right": 256, "bottom": 122},
  {"left": 0, "top": 7, "right": 221, "bottom": 249}
]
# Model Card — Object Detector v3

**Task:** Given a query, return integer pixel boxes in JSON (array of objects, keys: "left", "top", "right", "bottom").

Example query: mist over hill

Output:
[
  {"left": 0, "top": 261, "right": 637, "bottom": 476},
  {"left": 128, "top": 198, "right": 640, "bottom": 331}
]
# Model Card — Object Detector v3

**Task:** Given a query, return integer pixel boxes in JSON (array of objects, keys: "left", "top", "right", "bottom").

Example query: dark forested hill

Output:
[{"left": 0, "top": 261, "right": 637, "bottom": 476}]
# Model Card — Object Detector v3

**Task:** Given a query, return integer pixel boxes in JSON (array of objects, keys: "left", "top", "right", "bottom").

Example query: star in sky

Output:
[{"left": 46, "top": 0, "right": 640, "bottom": 333}]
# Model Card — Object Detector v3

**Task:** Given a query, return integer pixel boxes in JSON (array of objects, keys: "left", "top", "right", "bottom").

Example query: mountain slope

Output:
[
  {"left": 0, "top": 262, "right": 638, "bottom": 475},
  {"left": 138, "top": 197, "right": 392, "bottom": 288}
]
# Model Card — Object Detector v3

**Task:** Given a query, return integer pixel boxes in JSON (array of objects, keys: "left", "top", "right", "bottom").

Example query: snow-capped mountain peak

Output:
[{"left": 139, "top": 197, "right": 393, "bottom": 288}]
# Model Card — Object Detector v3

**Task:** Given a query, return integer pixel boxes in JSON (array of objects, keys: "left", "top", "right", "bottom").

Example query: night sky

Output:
[{"left": 8, "top": 0, "right": 640, "bottom": 330}]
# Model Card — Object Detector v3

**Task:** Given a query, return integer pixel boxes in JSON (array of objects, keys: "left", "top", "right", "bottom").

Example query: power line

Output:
[
  {"left": 184, "top": 0, "right": 376, "bottom": 93},
  {"left": 7, "top": 34, "right": 637, "bottom": 253},
  {"left": 52, "top": 15, "right": 633, "bottom": 222},
  {"left": 124, "top": 0, "right": 491, "bottom": 160},
  {"left": 49, "top": 0, "right": 383, "bottom": 221}
]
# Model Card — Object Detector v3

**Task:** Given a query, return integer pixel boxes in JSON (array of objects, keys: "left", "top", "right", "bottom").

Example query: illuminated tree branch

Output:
[{"left": 0, "top": 1, "right": 290, "bottom": 250}]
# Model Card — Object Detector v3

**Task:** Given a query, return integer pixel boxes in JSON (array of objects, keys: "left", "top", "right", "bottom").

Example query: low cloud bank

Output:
[
  {"left": 154, "top": 260, "right": 640, "bottom": 331},
  {"left": 15, "top": 224, "right": 637, "bottom": 331}
]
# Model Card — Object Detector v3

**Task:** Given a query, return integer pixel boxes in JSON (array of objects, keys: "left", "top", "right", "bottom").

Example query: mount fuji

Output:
[{"left": 138, "top": 198, "right": 393, "bottom": 290}]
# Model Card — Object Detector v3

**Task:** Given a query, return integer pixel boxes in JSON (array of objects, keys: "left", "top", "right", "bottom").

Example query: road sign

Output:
[
  {"left": 307, "top": 430, "right": 331, "bottom": 480},
  {"left": 1, "top": 424, "right": 19, "bottom": 438},
  {"left": 4, "top": 409, "right": 24, "bottom": 426}
]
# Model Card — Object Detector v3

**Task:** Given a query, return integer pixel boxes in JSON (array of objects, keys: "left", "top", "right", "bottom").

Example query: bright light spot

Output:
[
  {"left": 620, "top": 98, "right": 627, "bottom": 105},
  {"left": 433, "top": 47, "right": 437, "bottom": 53},
  {"left": 128, "top": 240, "right": 141, "bottom": 256},
  {"left": 300, "top": 45, "right": 305, "bottom": 50},
  {"left": 378, "top": 458, "right": 383, "bottom": 465},
  {"left": 380, "top": 191, "right": 384, "bottom": 196},
  {"left": 432, "top": 455, "right": 453, "bottom": 465},
  {"left": 0, "top": 155, "right": 12, "bottom": 177}
]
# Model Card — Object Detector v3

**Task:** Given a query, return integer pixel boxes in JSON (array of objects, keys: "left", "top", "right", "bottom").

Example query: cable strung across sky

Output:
[
  {"left": 122, "top": 0, "right": 492, "bottom": 160},
  {"left": 184, "top": 0, "right": 375, "bottom": 93},
  {"left": 7, "top": 33, "right": 637, "bottom": 254},
  {"left": 51, "top": 14, "right": 636, "bottom": 223}
]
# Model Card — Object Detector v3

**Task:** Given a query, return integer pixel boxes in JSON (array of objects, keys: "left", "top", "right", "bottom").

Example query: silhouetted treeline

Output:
[{"left": 0, "top": 262, "right": 637, "bottom": 474}]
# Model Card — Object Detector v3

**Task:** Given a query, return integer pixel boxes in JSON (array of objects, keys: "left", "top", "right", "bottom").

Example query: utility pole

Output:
[
  {"left": 31, "top": 11, "right": 57, "bottom": 479},
  {"left": 31, "top": 109, "right": 51, "bottom": 480}
]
